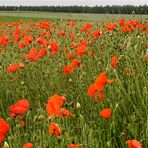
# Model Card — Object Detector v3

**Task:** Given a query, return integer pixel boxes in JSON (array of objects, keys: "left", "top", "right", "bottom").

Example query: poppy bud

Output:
[
  {"left": 3, "top": 142, "right": 9, "bottom": 148},
  {"left": 76, "top": 102, "right": 81, "bottom": 109}
]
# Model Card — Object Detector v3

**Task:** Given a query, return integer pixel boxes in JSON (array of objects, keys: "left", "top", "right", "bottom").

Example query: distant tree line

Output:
[{"left": 0, "top": 5, "right": 148, "bottom": 14}]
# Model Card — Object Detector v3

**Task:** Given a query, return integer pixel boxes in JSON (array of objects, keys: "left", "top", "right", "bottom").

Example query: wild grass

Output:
[{"left": 0, "top": 15, "right": 148, "bottom": 147}]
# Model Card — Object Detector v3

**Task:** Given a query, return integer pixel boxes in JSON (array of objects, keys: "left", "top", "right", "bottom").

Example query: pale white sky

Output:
[{"left": 0, "top": 0, "right": 147, "bottom": 6}]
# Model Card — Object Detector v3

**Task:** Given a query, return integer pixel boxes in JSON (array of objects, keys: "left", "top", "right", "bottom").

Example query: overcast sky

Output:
[{"left": 0, "top": 0, "right": 147, "bottom": 6}]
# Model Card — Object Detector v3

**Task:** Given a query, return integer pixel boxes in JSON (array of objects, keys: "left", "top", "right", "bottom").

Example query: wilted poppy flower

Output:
[
  {"left": 23, "top": 143, "right": 33, "bottom": 148},
  {"left": 93, "top": 91, "right": 105, "bottom": 102},
  {"left": 59, "top": 30, "right": 66, "bottom": 37},
  {"left": 46, "top": 95, "right": 65, "bottom": 118},
  {"left": 18, "top": 62, "right": 25, "bottom": 69},
  {"left": 98, "top": 91, "right": 105, "bottom": 101},
  {"left": 144, "top": 55, "right": 148, "bottom": 61},
  {"left": 123, "top": 68, "right": 135, "bottom": 76},
  {"left": 57, "top": 108, "right": 73, "bottom": 117},
  {"left": 71, "top": 41, "right": 77, "bottom": 48},
  {"left": 9, "top": 99, "right": 30, "bottom": 117},
  {"left": 49, "top": 123, "right": 61, "bottom": 136},
  {"left": 0, "top": 118, "right": 10, "bottom": 143},
  {"left": 107, "top": 79, "right": 114, "bottom": 84},
  {"left": 66, "top": 52, "right": 75, "bottom": 60},
  {"left": 70, "top": 34, "right": 75, "bottom": 40},
  {"left": 0, "top": 48, "right": 3, "bottom": 52},
  {"left": 20, "top": 120, "right": 25, "bottom": 127},
  {"left": 99, "top": 108, "right": 111, "bottom": 119},
  {"left": 111, "top": 55, "right": 118, "bottom": 68},
  {"left": 88, "top": 50, "right": 94, "bottom": 57},
  {"left": 126, "top": 140, "right": 142, "bottom": 148}
]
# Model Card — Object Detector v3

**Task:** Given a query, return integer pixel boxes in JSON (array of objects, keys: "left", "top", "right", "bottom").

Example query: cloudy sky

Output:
[{"left": 0, "top": 0, "right": 147, "bottom": 6}]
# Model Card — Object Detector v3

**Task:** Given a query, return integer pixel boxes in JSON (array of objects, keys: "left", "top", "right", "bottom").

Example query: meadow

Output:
[
  {"left": 0, "top": 12, "right": 148, "bottom": 148},
  {"left": 0, "top": 11, "right": 148, "bottom": 22}
]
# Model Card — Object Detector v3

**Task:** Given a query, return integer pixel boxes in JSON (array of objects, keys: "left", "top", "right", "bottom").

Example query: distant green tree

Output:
[{"left": 0, "top": 5, "right": 147, "bottom": 14}]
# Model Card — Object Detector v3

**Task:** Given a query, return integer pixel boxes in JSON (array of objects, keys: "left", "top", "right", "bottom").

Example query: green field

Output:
[
  {"left": 0, "top": 11, "right": 148, "bottom": 22},
  {"left": 0, "top": 13, "right": 148, "bottom": 148}
]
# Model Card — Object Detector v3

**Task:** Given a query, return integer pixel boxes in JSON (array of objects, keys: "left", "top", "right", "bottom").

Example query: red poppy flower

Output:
[
  {"left": 23, "top": 143, "right": 33, "bottom": 148},
  {"left": 14, "top": 34, "right": 20, "bottom": 42},
  {"left": 7, "top": 62, "right": 24, "bottom": 73},
  {"left": 0, "top": 118, "right": 10, "bottom": 143},
  {"left": 77, "top": 40, "right": 87, "bottom": 47},
  {"left": 18, "top": 42, "right": 25, "bottom": 48},
  {"left": 24, "top": 36, "right": 32, "bottom": 44},
  {"left": 38, "top": 48, "right": 47, "bottom": 58},
  {"left": 49, "top": 123, "right": 61, "bottom": 136},
  {"left": 26, "top": 48, "right": 39, "bottom": 61},
  {"left": 36, "top": 37, "right": 44, "bottom": 45},
  {"left": 9, "top": 99, "right": 30, "bottom": 117},
  {"left": 46, "top": 95, "right": 65, "bottom": 118},
  {"left": 49, "top": 42, "right": 59, "bottom": 54},
  {"left": 99, "top": 108, "right": 111, "bottom": 119},
  {"left": 94, "top": 72, "right": 107, "bottom": 91},
  {"left": 127, "top": 140, "right": 142, "bottom": 148},
  {"left": 121, "top": 26, "right": 127, "bottom": 33},
  {"left": 71, "top": 21, "right": 76, "bottom": 26},
  {"left": 7, "top": 64, "right": 20, "bottom": 73},
  {"left": 63, "top": 66, "right": 75, "bottom": 74},
  {"left": 81, "top": 23, "right": 93, "bottom": 32},
  {"left": 39, "top": 21, "right": 50, "bottom": 29},
  {"left": 119, "top": 18, "right": 125, "bottom": 26},
  {"left": 92, "top": 30, "right": 100, "bottom": 38},
  {"left": 68, "top": 144, "right": 81, "bottom": 148},
  {"left": 106, "top": 23, "right": 117, "bottom": 32},
  {"left": 76, "top": 45, "right": 86, "bottom": 56},
  {"left": 87, "top": 84, "right": 97, "bottom": 97},
  {"left": 68, "top": 59, "right": 80, "bottom": 68}
]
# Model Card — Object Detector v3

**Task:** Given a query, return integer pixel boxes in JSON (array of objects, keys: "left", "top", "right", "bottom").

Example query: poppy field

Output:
[{"left": 0, "top": 15, "right": 148, "bottom": 148}]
